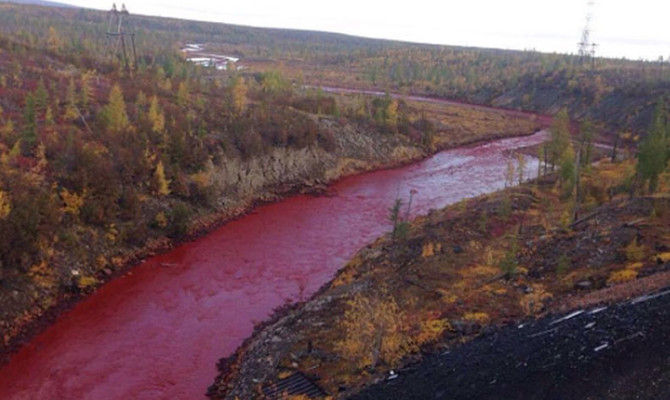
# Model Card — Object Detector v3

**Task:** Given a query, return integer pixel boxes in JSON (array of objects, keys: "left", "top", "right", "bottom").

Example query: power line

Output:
[
  {"left": 577, "top": 0, "right": 597, "bottom": 67},
  {"left": 106, "top": 3, "right": 137, "bottom": 72}
]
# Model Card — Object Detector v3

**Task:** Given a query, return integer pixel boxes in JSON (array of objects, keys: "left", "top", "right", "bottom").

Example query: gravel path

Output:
[{"left": 351, "top": 288, "right": 670, "bottom": 400}]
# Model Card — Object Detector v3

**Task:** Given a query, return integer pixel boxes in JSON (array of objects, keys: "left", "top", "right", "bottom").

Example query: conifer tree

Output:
[
  {"left": 45, "top": 106, "right": 54, "bottom": 127},
  {"left": 34, "top": 79, "right": 49, "bottom": 116},
  {"left": 103, "top": 84, "right": 129, "bottom": 133},
  {"left": 148, "top": 96, "right": 165, "bottom": 133},
  {"left": 21, "top": 94, "right": 37, "bottom": 154},
  {"left": 637, "top": 101, "right": 668, "bottom": 193},
  {"left": 154, "top": 160, "right": 171, "bottom": 196},
  {"left": 64, "top": 78, "right": 79, "bottom": 121},
  {"left": 578, "top": 119, "right": 595, "bottom": 167},
  {"left": 548, "top": 109, "right": 571, "bottom": 170},
  {"left": 230, "top": 76, "right": 247, "bottom": 114},
  {"left": 80, "top": 71, "right": 93, "bottom": 111},
  {"left": 385, "top": 99, "right": 398, "bottom": 131},
  {"left": 176, "top": 81, "right": 189, "bottom": 107},
  {"left": 46, "top": 26, "right": 62, "bottom": 52}
]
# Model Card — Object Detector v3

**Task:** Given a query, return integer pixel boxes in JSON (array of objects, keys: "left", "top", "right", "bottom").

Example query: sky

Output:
[{"left": 58, "top": 0, "right": 670, "bottom": 60}]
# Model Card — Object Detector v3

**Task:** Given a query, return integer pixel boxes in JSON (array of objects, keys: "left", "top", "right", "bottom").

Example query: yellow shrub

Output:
[
  {"left": 28, "top": 261, "right": 56, "bottom": 289},
  {"left": 519, "top": 284, "right": 553, "bottom": 315},
  {"left": 105, "top": 224, "right": 118, "bottom": 243},
  {"left": 0, "top": 189, "right": 11, "bottom": 219},
  {"left": 436, "top": 289, "right": 458, "bottom": 304},
  {"left": 460, "top": 264, "right": 499, "bottom": 279},
  {"left": 95, "top": 255, "right": 108, "bottom": 271},
  {"left": 463, "top": 312, "right": 489, "bottom": 324},
  {"left": 416, "top": 319, "right": 451, "bottom": 345},
  {"left": 625, "top": 238, "right": 646, "bottom": 262},
  {"left": 335, "top": 293, "right": 416, "bottom": 369},
  {"left": 61, "top": 188, "right": 84, "bottom": 216},
  {"left": 332, "top": 267, "right": 356, "bottom": 288},
  {"left": 657, "top": 252, "right": 670, "bottom": 263},
  {"left": 421, "top": 242, "right": 441, "bottom": 258},
  {"left": 77, "top": 276, "right": 98, "bottom": 289},
  {"left": 155, "top": 212, "right": 168, "bottom": 229},
  {"left": 607, "top": 269, "right": 638, "bottom": 285}
]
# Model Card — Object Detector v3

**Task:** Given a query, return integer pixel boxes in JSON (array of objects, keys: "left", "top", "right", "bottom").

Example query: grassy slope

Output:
[{"left": 210, "top": 161, "right": 670, "bottom": 399}]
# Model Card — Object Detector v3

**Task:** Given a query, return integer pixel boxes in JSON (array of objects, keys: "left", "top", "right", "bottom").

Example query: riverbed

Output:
[{"left": 0, "top": 131, "right": 548, "bottom": 400}]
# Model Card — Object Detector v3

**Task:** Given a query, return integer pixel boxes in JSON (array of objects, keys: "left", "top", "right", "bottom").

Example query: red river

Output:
[{"left": 0, "top": 130, "right": 548, "bottom": 399}]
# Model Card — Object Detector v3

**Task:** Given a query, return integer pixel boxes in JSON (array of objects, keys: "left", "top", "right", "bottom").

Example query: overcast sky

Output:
[{"left": 59, "top": 0, "right": 670, "bottom": 60}]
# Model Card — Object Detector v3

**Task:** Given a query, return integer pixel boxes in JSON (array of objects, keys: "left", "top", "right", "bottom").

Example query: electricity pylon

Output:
[
  {"left": 106, "top": 3, "right": 137, "bottom": 72},
  {"left": 577, "top": 0, "right": 597, "bottom": 68}
]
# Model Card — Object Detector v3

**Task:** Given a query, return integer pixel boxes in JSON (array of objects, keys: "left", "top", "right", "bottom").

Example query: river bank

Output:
[{"left": 209, "top": 160, "right": 670, "bottom": 399}]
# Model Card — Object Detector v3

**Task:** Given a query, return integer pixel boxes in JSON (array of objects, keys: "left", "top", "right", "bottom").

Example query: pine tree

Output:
[
  {"left": 230, "top": 76, "right": 247, "bottom": 114},
  {"left": 176, "top": 81, "right": 189, "bottom": 107},
  {"left": 135, "top": 90, "right": 147, "bottom": 110},
  {"left": 385, "top": 99, "right": 399, "bottom": 131},
  {"left": 80, "top": 71, "right": 93, "bottom": 111},
  {"left": 637, "top": 101, "right": 668, "bottom": 193},
  {"left": 548, "top": 109, "right": 571, "bottom": 170},
  {"left": 103, "top": 84, "right": 129, "bottom": 133},
  {"left": 34, "top": 79, "right": 49, "bottom": 116},
  {"left": 148, "top": 96, "right": 165, "bottom": 133},
  {"left": 45, "top": 106, "right": 54, "bottom": 127},
  {"left": 517, "top": 153, "right": 526, "bottom": 184},
  {"left": 64, "top": 78, "right": 78, "bottom": 121},
  {"left": 0, "top": 119, "right": 13, "bottom": 141},
  {"left": 578, "top": 119, "right": 595, "bottom": 167},
  {"left": 154, "top": 160, "right": 171, "bottom": 196},
  {"left": 46, "top": 26, "right": 62, "bottom": 52},
  {"left": 21, "top": 94, "right": 37, "bottom": 154}
]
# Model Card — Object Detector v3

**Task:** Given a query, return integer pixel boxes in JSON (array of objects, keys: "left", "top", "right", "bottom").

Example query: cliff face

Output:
[{"left": 213, "top": 121, "right": 423, "bottom": 203}]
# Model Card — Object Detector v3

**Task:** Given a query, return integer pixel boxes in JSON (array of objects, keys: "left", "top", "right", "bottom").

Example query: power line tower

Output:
[
  {"left": 577, "top": 0, "right": 597, "bottom": 68},
  {"left": 106, "top": 3, "right": 137, "bottom": 72}
]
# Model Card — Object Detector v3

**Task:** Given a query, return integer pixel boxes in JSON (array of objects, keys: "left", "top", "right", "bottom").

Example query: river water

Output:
[{"left": 0, "top": 130, "right": 548, "bottom": 399}]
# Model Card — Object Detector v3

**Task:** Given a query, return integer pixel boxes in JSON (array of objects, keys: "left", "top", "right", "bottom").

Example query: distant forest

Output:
[{"left": 2, "top": 2, "right": 669, "bottom": 132}]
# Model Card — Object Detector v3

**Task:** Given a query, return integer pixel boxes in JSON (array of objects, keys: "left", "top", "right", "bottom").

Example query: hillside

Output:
[{"left": 1, "top": 2, "right": 669, "bottom": 135}]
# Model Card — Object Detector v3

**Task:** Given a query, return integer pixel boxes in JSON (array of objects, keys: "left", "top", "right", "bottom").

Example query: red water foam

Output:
[{"left": 0, "top": 131, "right": 547, "bottom": 399}]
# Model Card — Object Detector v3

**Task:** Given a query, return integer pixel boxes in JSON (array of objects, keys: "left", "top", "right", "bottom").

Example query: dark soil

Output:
[{"left": 351, "top": 288, "right": 670, "bottom": 400}]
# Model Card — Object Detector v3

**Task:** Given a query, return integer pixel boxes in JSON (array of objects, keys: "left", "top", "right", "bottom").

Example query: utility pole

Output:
[
  {"left": 106, "top": 3, "right": 137, "bottom": 72},
  {"left": 578, "top": 0, "right": 597, "bottom": 69}
]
